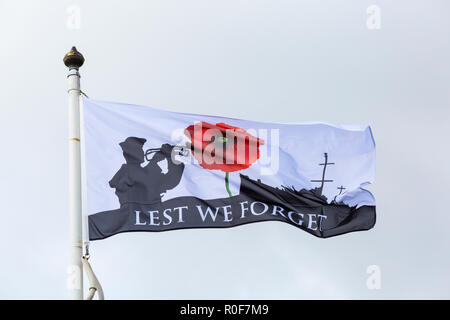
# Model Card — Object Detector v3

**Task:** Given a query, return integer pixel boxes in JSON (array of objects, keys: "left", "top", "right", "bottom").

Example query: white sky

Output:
[{"left": 0, "top": 0, "right": 449, "bottom": 299}]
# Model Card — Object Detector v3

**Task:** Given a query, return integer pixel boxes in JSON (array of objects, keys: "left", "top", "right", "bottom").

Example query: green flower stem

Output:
[{"left": 225, "top": 172, "right": 232, "bottom": 197}]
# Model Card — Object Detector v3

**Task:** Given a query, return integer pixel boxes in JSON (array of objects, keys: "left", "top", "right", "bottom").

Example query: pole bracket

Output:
[{"left": 81, "top": 256, "right": 104, "bottom": 300}]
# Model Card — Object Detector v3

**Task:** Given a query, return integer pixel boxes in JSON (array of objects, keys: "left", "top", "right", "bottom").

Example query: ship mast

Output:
[{"left": 310, "top": 153, "right": 334, "bottom": 195}]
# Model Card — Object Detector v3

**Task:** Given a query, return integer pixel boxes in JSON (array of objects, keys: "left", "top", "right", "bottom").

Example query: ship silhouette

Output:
[
  {"left": 239, "top": 153, "right": 348, "bottom": 208},
  {"left": 239, "top": 174, "right": 348, "bottom": 209}
]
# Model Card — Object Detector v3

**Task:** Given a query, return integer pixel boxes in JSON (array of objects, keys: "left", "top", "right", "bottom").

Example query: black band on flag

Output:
[{"left": 89, "top": 174, "right": 375, "bottom": 240}]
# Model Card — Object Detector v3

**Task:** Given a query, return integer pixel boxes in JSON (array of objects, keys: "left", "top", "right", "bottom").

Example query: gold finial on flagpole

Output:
[{"left": 64, "top": 46, "right": 85, "bottom": 69}]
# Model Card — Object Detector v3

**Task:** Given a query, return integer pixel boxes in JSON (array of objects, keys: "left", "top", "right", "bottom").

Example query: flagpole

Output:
[{"left": 64, "top": 46, "right": 85, "bottom": 300}]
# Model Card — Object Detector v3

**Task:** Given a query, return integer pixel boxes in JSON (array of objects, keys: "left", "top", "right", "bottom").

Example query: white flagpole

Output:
[{"left": 64, "top": 46, "right": 85, "bottom": 300}]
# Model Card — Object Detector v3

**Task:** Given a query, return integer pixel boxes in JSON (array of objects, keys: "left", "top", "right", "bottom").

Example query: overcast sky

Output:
[{"left": 0, "top": 0, "right": 449, "bottom": 299}]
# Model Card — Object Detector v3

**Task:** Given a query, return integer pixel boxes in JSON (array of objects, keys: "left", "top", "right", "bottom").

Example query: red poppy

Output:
[{"left": 184, "top": 122, "right": 265, "bottom": 173}]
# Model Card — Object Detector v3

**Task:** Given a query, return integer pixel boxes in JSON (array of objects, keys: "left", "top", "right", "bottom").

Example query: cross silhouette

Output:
[
  {"left": 337, "top": 185, "right": 346, "bottom": 194},
  {"left": 333, "top": 185, "right": 346, "bottom": 203}
]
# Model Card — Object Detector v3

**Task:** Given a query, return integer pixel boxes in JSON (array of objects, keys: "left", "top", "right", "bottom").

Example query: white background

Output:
[{"left": 0, "top": 0, "right": 449, "bottom": 299}]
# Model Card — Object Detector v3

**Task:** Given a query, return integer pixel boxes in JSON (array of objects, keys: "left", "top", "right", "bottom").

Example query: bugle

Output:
[{"left": 144, "top": 145, "right": 191, "bottom": 161}]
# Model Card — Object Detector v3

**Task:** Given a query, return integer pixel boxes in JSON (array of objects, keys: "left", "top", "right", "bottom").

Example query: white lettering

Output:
[
  {"left": 288, "top": 211, "right": 303, "bottom": 226},
  {"left": 240, "top": 201, "right": 249, "bottom": 218},
  {"left": 162, "top": 208, "right": 172, "bottom": 225},
  {"left": 318, "top": 214, "right": 327, "bottom": 231},
  {"left": 271, "top": 205, "right": 287, "bottom": 218},
  {"left": 149, "top": 210, "right": 160, "bottom": 226},
  {"left": 197, "top": 206, "right": 220, "bottom": 222},
  {"left": 250, "top": 202, "right": 269, "bottom": 216},
  {"left": 222, "top": 205, "right": 233, "bottom": 222},
  {"left": 174, "top": 206, "right": 188, "bottom": 223},
  {"left": 307, "top": 214, "right": 317, "bottom": 230},
  {"left": 135, "top": 211, "right": 146, "bottom": 225}
]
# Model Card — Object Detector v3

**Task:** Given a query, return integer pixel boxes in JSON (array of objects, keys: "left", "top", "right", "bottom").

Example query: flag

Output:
[{"left": 82, "top": 98, "right": 376, "bottom": 240}]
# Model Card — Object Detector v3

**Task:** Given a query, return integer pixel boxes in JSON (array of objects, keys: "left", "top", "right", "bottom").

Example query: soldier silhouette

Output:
[{"left": 109, "top": 137, "right": 185, "bottom": 206}]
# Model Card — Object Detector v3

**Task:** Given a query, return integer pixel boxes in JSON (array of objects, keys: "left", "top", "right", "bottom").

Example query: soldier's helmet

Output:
[{"left": 119, "top": 137, "right": 147, "bottom": 164}]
